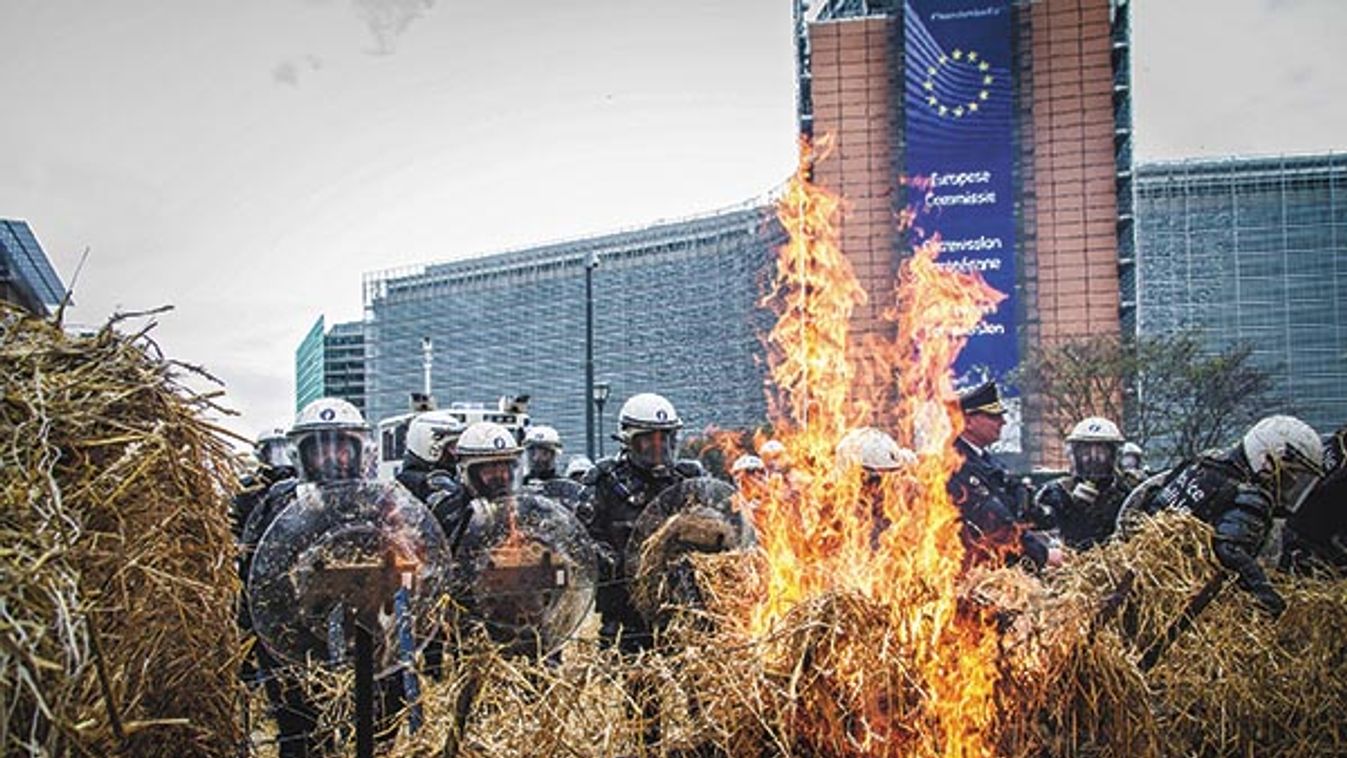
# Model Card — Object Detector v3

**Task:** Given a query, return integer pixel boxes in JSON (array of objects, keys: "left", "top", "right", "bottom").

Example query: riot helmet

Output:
[
  {"left": 836, "top": 427, "right": 917, "bottom": 474},
  {"left": 1242, "top": 415, "right": 1324, "bottom": 514},
  {"left": 1065, "top": 417, "right": 1125, "bottom": 483},
  {"left": 524, "top": 425, "right": 563, "bottom": 480},
  {"left": 288, "top": 398, "right": 369, "bottom": 484},
  {"left": 254, "top": 427, "right": 293, "bottom": 472},
  {"left": 564, "top": 455, "right": 594, "bottom": 482},
  {"left": 731, "top": 454, "right": 766, "bottom": 476},
  {"left": 617, "top": 393, "right": 682, "bottom": 476},
  {"left": 1119, "top": 441, "right": 1144, "bottom": 472},
  {"left": 457, "top": 421, "right": 524, "bottom": 499},
  {"left": 405, "top": 410, "right": 466, "bottom": 469},
  {"left": 759, "top": 438, "right": 788, "bottom": 472}
]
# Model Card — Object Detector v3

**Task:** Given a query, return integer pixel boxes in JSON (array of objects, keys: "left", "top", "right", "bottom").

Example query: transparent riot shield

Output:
[
  {"left": 623, "top": 477, "right": 757, "bottom": 624},
  {"left": 248, "top": 480, "right": 451, "bottom": 678},
  {"left": 527, "top": 478, "right": 586, "bottom": 514},
  {"left": 450, "top": 492, "right": 597, "bottom": 657}
]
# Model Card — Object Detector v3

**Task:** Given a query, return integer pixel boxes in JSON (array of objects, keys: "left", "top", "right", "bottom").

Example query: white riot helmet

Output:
[
  {"left": 1065, "top": 417, "right": 1125, "bottom": 482},
  {"left": 836, "top": 428, "right": 917, "bottom": 473},
  {"left": 406, "top": 410, "right": 467, "bottom": 469},
  {"left": 1242, "top": 415, "right": 1324, "bottom": 513},
  {"left": 1119, "top": 441, "right": 1144, "bottom": 471},
  {"left": 523, "top": 425, "right": 563, "bottom": 479},
  {"left": 564, "top": 455, "right": 594, "bottom": 482},
  {"left": 617, "top": 393, "right": 682, "bottom": 475},
  {"left": 456, "top": 421, "right": 524, "bottom": 499},
  {"left": 255, "top": 427, "right": 293, "bottom": 472},
  {"left": 730, "top": 454, "right": 766, "bottom": 475},
  {"left": 289, "top": 398, "right": 369, "bottom": 484},
  {"left": 759, "top": 439, "right": 787, "bottom": 470}
]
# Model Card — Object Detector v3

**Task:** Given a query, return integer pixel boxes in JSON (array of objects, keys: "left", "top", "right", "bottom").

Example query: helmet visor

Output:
[
  {"left": 467, "top": 459, "right": 516, "bottom": 499},
  {"left": 628, "top": 429, "right": 677, "bottom": 473},
  {"left": 526, "top": 447, "right": 557, "bottom": 478},
  {"left": 257, "top": 440, "right": 292, "bottom": 470},
  {"left": 1275, "top": 459, "right": 1321, "bottom": 514},
  {"left": 297, "top": 430, "right": 364, "bottom": 483},
  {"left": 1070, "top": 441, "right": 1117, "bottom": 481}
]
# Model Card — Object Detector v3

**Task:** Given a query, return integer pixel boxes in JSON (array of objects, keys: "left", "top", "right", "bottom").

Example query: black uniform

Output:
[
  {"left": 1034, "top": 470, "right": 1140, "bottom": 551},
  {"left": 1137, "top": 446, "right": 1285, "bottom": 616},
  {"left": 579, "top": 455, "right": 706, "bottom": 653},
  {"left": 1281, "top": 425, "right": 1347, "bottom": 575},
  {"left": 948, "top": 437, "right": 1050, "bottom": 568}
]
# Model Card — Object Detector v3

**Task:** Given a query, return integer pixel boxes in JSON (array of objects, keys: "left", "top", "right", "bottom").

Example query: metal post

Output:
[
  {"left": 596, "top": 399, "right": 606, "bottom": 458},
  {"left": 421, "top": 337, "right": 433, "bottom": 399},
  {"left": 584, "top": 252, "right": 598, "bottom": 460},
  {"left": 354, "top": 619, "right": 375, "bottom": 758}
]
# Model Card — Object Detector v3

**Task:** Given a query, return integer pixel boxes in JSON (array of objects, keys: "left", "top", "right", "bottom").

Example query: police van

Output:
[{"left": 375, "top": 394, "right": 531, "bottom": 481}]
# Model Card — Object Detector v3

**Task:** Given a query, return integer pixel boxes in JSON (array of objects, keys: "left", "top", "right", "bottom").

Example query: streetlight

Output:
[
  {"left": 592, "top": 381, "right": 611, "bottom": 459},
  {"left": 584, "top": 250, "right": 601, "bottom": 460}
]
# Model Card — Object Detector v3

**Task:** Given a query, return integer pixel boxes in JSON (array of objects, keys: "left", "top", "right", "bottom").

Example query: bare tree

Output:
[{"left": 1019, "top": 331, "right": 1282, "bottom": 468}]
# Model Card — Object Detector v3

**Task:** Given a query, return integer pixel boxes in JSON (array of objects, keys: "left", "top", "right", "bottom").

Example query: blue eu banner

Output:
[{"left": 904, "top": 0, "right": 1020, "bottom": 445}]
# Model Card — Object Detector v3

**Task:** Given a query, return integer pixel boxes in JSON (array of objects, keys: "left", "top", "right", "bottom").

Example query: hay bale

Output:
[{"left": 0, "top": 304, "right": 243, "bottom": 756}]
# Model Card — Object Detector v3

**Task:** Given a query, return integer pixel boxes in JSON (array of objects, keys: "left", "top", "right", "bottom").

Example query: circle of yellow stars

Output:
[{"left": 922, "top": 48, "right": 993, "bottom": 118}]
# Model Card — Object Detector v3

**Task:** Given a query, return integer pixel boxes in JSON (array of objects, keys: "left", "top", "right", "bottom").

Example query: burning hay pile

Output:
[
  {"left": 374, "top": 145, "right": 1346, "bottom": 757},
  {"left": 0, "top": 304, "right": 242, "bottom": 756}
]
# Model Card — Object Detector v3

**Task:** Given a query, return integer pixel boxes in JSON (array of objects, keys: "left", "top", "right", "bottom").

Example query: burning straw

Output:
[
  {"left": 0, "top": 303, "right": 242, "bottom": 756},
  {"left": 374, "top": 142, "right": 1346, "bottom": 757}
]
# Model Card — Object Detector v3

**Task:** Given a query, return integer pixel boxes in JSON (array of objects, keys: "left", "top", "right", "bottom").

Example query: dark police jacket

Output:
[
  {"left": 948, "top": 437, "right": 1049, "bottom": 568},
  {"left": 1141, "top": 447, "right": 1285, "bottom": 615},
  {"left": 580, "top": 455, "right": 705, "bottom": 630},
  {"left": 1035, "top": 471, "right": 1138, "bottom": 551}
]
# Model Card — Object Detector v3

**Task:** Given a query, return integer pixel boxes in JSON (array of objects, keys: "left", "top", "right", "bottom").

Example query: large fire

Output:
[{"left": 742, "top": 138, "right": 1009, "bottom": 756}]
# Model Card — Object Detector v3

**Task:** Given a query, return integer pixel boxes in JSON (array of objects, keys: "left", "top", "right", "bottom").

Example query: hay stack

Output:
[
  {"left": 374, "top": 511, "right": 1347, "bottom": 757},
  {"left": 0, "top": 304, "right": 243, "bottom": 756}
]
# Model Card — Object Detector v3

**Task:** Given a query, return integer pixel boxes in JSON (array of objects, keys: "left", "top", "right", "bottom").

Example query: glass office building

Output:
[
  {"left": 1, "top": 219, "right": 66, "bottom": 317},
  {"left": 295, "top": 317, "right": 326, "bottom": 412},
  {"left": 1135, "top": 153, "right": 1347, "bottom": 434},
  {"left": 362, "top": 203, "right": 784, "bottom": 451},
  {"left": 294, "top": 316, "right": 367, "bottom": 416}
]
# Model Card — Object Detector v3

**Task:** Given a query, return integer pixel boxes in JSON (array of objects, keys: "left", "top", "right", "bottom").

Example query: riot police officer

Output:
[
  {"left": 1280, "top": 422, "right": 1347, "bottom": 575},
  {"left": 580, "top": 393, "right": 705, "bottom": 747},
  {"left": 521, "top": 425, "right": 564, "bottom": 485},
  {"left": 422, "top": 420, "right": 524, "bottom": 551},
  {"left": 565, "top": 455, "right": 594, "bottom": 483},
  {"left": 244, "top": 397, "right": 372, "bottom": 758},
  {"left": 581, "top": 393, "right": 705, "bottom": 651},
  {"left": 947, "top": 382, "right": 1054, "bottom": 569},
  {"left": 1119, "top": 441, "right": 1146, "bottom": 480},
  {"left": 1034, "top": 417, "right": 1138, "bottom": 551},
  {"left": 836, "top": 427, "right": 917, "bottom": 547},
  {"left": 1129, "top": 415, "right": 1323, "bottom": 616},
  {"left": 397, "top": 410, "right": 466, "bottom": 503},
  {"left": 230, "top": 427, "right": 296, "bottom": 542}
]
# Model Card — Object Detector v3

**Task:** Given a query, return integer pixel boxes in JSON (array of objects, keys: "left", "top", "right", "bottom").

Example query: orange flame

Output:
[{"left": 747, "top": 138, "right": 1009, "bottom": 756}]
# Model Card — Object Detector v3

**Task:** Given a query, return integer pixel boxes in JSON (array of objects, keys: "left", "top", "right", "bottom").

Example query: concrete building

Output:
[
  {"left": 1135, "top": 154, "right": 1347, "bottom": 434},
  {"left": 294, "top": 316, "right": 368, "bottom": 416},
  {"left": 1, "top": 219, "right": 66, "bottom": 317},
  {"left": 361, "top": 203, "right": 782, "bottom": 453}
]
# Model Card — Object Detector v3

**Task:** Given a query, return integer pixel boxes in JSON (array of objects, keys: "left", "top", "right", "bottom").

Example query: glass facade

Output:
[
  {"left": 0, "top": 219, "right": 66, "bottom": 316},
  {"left": 1135, "top": 154, "right": 1347, "bottom": 434},
  {"left": 294, "top": 316, "right": 325, "bottom": 412},
  {"left": 362, "top": 203, "right": 784, "bottom": 450},
  {"left": 324, "top": 320, "right": 366, "bottom": 416}
]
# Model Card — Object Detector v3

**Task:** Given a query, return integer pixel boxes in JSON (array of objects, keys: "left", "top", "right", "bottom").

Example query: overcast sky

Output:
[{"left": 2, "top": 0, "right": 1343, "bottom": 442}]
